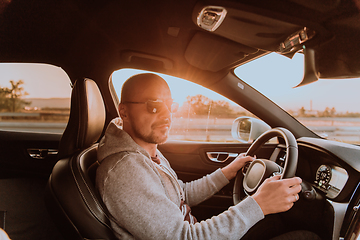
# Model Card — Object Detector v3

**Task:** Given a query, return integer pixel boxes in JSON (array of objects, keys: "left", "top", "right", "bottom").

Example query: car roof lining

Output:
[{"left": 0, "top": 0, "right": 359, "bottom": 85}]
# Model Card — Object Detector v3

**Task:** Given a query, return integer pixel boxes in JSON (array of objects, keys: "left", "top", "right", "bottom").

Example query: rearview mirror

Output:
[{"left": 231, "top": 117, "right": 271, "bottom": 143}]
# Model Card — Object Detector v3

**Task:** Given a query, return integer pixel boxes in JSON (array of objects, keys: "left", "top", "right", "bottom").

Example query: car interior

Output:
[{"left": 0, "top": 0, "right": 360, "bottom": 240}]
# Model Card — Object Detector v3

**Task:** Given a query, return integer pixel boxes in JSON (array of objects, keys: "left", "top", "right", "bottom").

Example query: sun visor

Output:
[
  {"left": 193, "top": 4, "right": 305, "bottom": 51},
  {"left": 184, "top": 32, "right": 258, "bottom": 71}
]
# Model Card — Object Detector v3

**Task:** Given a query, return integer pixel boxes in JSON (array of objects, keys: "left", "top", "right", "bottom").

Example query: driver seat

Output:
[{"left": 45, "top": 78, "right": 117, "bottom": 240}]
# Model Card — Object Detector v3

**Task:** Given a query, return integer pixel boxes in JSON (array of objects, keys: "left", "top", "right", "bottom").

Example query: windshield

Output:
[{"left": 234, "top": 53, "right": 360, "bottom": 145}]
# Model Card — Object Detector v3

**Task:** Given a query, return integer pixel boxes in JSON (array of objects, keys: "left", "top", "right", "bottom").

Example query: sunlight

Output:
[{"left": 111, "top": 69, "right": 231, "bottom": 107}]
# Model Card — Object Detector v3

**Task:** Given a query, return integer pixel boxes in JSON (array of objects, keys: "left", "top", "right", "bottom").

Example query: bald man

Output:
[{"left": 96, "top": 73, "right": 311, "bottom": 240}]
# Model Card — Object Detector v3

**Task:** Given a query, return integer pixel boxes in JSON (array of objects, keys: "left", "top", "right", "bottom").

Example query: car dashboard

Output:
[
  {"left": 271, "top": 137, "right": 360, "bottom": 239},
  {"left": 296, "top": 137, "right": 359, "bottom": 202}
]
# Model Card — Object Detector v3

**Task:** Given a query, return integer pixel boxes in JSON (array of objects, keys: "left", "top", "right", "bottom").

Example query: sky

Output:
[
  {"left": 0, "top": 63, "right": 72, "bottom": 99},
  {"left": 1, "top": 53, "right": 360, "bottom": 113},
  {"left": 235, "top": 53, "right": 360, "bottom": 113}
]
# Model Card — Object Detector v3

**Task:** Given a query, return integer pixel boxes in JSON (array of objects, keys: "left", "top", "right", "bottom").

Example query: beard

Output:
[{"left": 132, "top": 120, "right": 170, "bottom": 144}]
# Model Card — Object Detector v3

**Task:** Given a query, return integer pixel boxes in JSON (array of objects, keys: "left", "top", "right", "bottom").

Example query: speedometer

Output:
[{"left": 315, "top": 165, "right": 332, "bottom": 190}]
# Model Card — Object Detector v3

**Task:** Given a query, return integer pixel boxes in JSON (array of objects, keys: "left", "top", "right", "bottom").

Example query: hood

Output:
[{"left": 97, "top": 117, "right": 150, "bottom": 163}]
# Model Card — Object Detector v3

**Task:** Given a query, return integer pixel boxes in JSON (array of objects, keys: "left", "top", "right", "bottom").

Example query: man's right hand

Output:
[{"left": 252, "top": 175, "right": 302, "bottom": 215}]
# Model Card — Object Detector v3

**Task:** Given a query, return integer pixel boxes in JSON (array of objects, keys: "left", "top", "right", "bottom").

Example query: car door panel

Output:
[
  {"left": 0, "top": 130, "right": 64, "bottom": 240},
  {"left": 0, "top": 130, "right": 61, "bottom": 178},
  {"left": 159, "top": 141, "right": 277, "bottom": 221}
]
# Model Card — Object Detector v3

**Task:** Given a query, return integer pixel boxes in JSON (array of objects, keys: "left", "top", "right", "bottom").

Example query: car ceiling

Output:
[{"left": 0, "top": 0, "right": 360, "bottom": 86}]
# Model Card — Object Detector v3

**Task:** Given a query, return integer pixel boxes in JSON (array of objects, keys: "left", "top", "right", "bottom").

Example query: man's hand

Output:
[
  {"left": 252, "top": 175, "right": 302, "bottom": 215},
  {"left": 221, "top": 153, "right": 254, "bottom": 180}
]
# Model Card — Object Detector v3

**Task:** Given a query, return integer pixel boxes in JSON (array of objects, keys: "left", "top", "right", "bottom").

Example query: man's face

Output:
[{"left": 121, "top": 78, "right": 173, "bottom": 145}]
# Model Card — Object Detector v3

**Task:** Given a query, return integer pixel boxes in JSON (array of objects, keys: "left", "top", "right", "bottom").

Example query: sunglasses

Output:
[{"left": 123, "top": 99, "right": 179, "bottom": 114}]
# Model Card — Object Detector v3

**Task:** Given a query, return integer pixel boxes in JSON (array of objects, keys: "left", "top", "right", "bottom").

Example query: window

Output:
[
  {"left": 111, "top": 69, "right": 254, "bottom": 142},
  {"left": 0, "top": 63, "right": 71, "bottom": 134},
  {"left": 235, "top": 53, "right": 360, "bottom": 144}
]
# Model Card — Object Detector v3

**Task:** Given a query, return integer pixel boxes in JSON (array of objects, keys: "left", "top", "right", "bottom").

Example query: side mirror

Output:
[{"left": 231, "top": 117, "right": 271, "bottom": 143}]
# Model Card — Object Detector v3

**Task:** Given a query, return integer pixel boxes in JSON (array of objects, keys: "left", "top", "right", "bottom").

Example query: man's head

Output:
[{"left": 119, "top": 73, "right": 177, "bottom": 147}]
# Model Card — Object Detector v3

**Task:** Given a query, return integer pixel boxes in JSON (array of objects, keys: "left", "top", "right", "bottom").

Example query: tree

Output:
[
  {"left": 298, "top": 107, "right": 306, "bottom": 117},
  {"left": 185, "top": 95, "right": 212, "bottom": 116},
  {"left": 318, "top": 107, "right": 336, "bottom": 117},
  {"left": 330, "top": 107, "right": 336, "bottom": 116},
  {"left": 178, "top": 94, "right": 238, "bottom": 118},
  {"left": 0, "top": 80, "right": 31, "bottom": 112},
  {"left": 210, "top": 100, "right": 237, "bottom": 117}
]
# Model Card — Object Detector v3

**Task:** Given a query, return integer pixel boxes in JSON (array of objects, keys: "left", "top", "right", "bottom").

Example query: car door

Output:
[
  {"left": 0, "top": 131, "right": 65, "bottom": 240},
  {"left": 0, "top": 63, "right": 71, "bottom": 240}
]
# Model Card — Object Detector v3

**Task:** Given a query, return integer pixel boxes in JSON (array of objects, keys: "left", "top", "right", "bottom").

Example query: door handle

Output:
[
  {"left": 206, "top": 152, "right": 238, "bottom": 163},
  {"left": 27, "top": 148, "right": 58, "bottom": 160}
]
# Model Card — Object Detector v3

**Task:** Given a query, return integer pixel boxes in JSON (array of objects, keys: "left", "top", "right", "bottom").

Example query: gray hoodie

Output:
[{"left": 96, "top": 118, "right": 264, "bottom": 239}]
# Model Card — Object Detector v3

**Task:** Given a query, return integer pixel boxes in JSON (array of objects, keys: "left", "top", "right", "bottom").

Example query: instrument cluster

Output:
[{"left": 314, "top": 164, "right": 348, "bottom": 199}]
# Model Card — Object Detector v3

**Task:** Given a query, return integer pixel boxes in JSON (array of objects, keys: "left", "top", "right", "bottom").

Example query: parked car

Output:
[{"left": 0, "top": 0, "right": 359, "bottom": 239}]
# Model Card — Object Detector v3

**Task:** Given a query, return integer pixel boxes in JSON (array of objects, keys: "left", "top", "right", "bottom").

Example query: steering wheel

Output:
[{"left": 233, "top": 127, "right": 298, "bottom": 205}]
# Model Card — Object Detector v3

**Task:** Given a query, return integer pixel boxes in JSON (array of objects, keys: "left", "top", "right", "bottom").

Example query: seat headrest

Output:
[{"left": 58, "top": 78, "right": 106, "bottom": 159}]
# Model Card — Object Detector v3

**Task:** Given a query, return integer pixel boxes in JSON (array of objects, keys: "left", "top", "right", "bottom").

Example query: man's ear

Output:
[{"left": 118, "top": 103, "right": 128, "bottom": 120}]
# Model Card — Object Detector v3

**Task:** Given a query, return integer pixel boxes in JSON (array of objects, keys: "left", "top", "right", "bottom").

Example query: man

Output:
[
  {"left": 96, "top": 73, "right": 305, "bottom": 239},
  {"left": 0, "top": 229, "right": 10, "bottom": 240}
]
